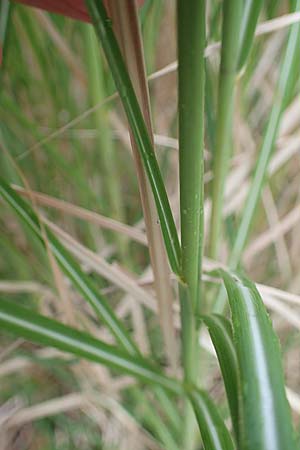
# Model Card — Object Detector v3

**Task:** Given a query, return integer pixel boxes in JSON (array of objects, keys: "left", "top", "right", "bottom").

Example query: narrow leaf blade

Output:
[
  {"left": 189, "top": 389, "right": 235, "bottom": 450},
  {"left": 202, "top": 314, "right": 239, "bottom": 443},
  {"left": 0, "top": 298, "right": 182, "bottom": 395},
  {"left": 238, "top": 0, "right": 263, "bottom": 70},
  {"left": 220, "top": 269, "right": 296, "bottom": 450}
]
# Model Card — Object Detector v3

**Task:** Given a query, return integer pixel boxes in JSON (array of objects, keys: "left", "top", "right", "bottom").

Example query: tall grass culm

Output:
[{"left": 1, "top": 1, "right": 300, "bottom": 449}]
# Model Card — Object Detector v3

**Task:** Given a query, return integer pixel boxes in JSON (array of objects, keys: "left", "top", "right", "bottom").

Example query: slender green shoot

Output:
[
  {"left": 208, "top": 0, "right": 242, "bottom": 259},
  {"left": 0, "top": 297, "right": 183, "bottom": 395},
  {"left": 177, "top": 2, "right": 206, "bottom": 447},
  {"left": 221, "top": 270, "right": 296, "bottom": 449},
  {"left": 189, "top": 389, "right": 235, "bottom": 450},
  {"left": 178, "top": 0, "right": 205, "bottom": 314},
  {"left": 238, "top": 0, "right": 263, "bottom": 71}
]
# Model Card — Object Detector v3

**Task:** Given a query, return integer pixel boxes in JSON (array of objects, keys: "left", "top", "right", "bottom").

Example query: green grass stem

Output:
[
  {"left": 178, "top": 0, "right": 205, "bottom": 315},
  {"left": 208, "top": 0, "right": 242, "bottom": 260},
  {"left": 237, "top": 0, "right": 263, "bottom": 71}
]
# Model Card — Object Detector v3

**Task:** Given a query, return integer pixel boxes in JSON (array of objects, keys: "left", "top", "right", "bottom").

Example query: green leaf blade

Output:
[
  {"left": 0, "top": 298, "right": 183, "bottom": 395},
  {"left": 202, "top": 314, "right": 239, "bottom": 444},
  {"left": 220, "top": 270, "right": 296, "bottom": 450},
  {"left": 238, "top": 0, "right": 263, "bottom": 70},
  {"left": 189, "top": 389, "right": 235, "bottom": 450}
]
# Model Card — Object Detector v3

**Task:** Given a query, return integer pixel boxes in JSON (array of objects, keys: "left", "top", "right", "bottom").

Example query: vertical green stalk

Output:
[
  {"left": 177, "top": 0, "right": 206, "bottom": 385},
  {"left": 178, "top": 284, "right": 198, "bottom": 450},
  {"left": 178, "top": 0, "right": 205, "bottom": 315},
  {"left": 237, "top": 0, "right": 263, "bottom": 71},
  {"left": 84, "top": 25, "right": 128, "bottom": 262},
  {"left": 177, "top": 2, "right": 205, "bottom": 448},
  {"left": 208, "top": 0, "right": 242, "bottom": 259}
]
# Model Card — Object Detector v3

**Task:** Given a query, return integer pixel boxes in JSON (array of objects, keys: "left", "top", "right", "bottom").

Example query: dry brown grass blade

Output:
[
  {"left": 107, "top": 0, "right": 178, "bottom": 371},
  {"left": 13, "top": 184, "right": 147, "bottom": 245},
  {"left": 44, "top": 218, "right": 157, "bottom": 313},
  {"left": 256, "top": 11, "right": 300, "bottom": 36},
  {"left": 0, "top": 280, "right": 52, "bottom": 296},
  {"left": 0, "top": 348, "right": 70, "bottom": 378},
  {"left": 4, "top": 393, "right": 86, "bottom": 428},
  {"left": 280, "top": 95, "right": 300, "bottom": 136},
  {"left": 262, "top": 295, "right": 300, "bottom": 330},
  {"left": 245, "top": 203, "right": 300, "bottom": 262},
  {"left": 256, "top": 284, "right": 300, "bottom": 308},
  {"left": 110, "top": 108, "right": 210, "bottom": 159}
]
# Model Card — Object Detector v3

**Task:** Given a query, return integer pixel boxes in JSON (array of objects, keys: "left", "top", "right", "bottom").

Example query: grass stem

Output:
[
  {"left": 238, "top": 0, "right": 263, "bottom": 71},
  {"left": 178, "top": 0, "right": 205, "bottom": 315},
  {"left": 177, "top": 2, "right": 206, "bottom": 446},
  {"left": 208, "top": 0, "right": 242, "bottom": 260}
]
